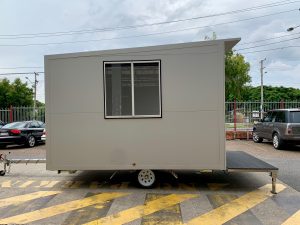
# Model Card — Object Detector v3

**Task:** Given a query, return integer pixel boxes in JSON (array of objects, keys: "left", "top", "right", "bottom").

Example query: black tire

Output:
[
  {"left": 26, "top": 135, "right": 36, "bottom": 148},
  {"left": 0, "top": 144, "right": 7, "bottom": 149},
  {"left": 273, "top": 133, "right": 284, "bottom": 150},
  {"left": 253, "top": 132, "right": 263, "bottom": 143},
  {"left": 0, "top": 170, "right": 5, "bottom": 176},
  {"left": 136, "top": 169, "right": 156, "bottom": 188}
]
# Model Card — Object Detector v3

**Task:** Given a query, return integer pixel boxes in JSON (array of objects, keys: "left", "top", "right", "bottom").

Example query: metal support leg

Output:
[{"left": 271, "top": 171, "right": 278, "bottom": 194}]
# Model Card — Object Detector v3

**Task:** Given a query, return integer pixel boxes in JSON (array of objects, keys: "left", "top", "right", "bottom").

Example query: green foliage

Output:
[
  {"left": 225, "top": 51, "right": 251, "bottom": 101},
  {"left": 0, "top": 78, "right": 33, "bottom": 108},
  {"left": 241, "top": 86, "right": 300, "bottom": 102},
  {"left": 36, "top": 100, "right": 45, "bottom": 107}
]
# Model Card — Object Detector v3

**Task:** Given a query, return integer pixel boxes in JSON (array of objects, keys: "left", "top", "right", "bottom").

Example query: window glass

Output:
[
  {"left": 29, "top": 121, "right": 39, "bottom": 128},
  {"left": 2, "top": 122, "right": 26, "bottom": 129},
  {"left": 275, "top": 111, "right": 286, "bottom": 122},
  {"left": 290, "top": 111, "right": 300, "bottom": 123},
  {"left": 263, "top": 112, "right": 273, "bottom": 122},
  {"left": 105, "top": 63, "right": 132, "bottom": 116},
  {"left": 104, "top": 61, "right": 161, "bottom": 118},
  {"left": 134, "top": 62, "right": 160, "bottom": 115}
]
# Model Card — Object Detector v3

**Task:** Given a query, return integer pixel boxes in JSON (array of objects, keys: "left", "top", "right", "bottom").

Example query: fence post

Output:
[
  {"left": 280, "top": 100, "right": 285, "bottom": 109},
  {"left": 9, "top": 105, "right": 13, "bottom": 122},
  {"left": 233, "top": 99, "right": 237, "bottom": 139}
]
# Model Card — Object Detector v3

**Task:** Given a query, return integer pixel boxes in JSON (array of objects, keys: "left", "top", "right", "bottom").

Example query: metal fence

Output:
[
  {"left": 0, "top": 106, "right": 45, "bottom": 123},
  {"left": 0, "top": 102, "right": 300, "bottom": 125},
  {"left": 225, "top": 101, "right": 300, "bottom": 130}
]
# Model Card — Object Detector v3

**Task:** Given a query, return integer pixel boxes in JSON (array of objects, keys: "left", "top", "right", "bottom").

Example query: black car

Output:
[
  {"left": 0, "top": 121, "right": 5, "bottom": 128},
  {"left": 0, "top": 121, "right": 45, "bottom": 148}
]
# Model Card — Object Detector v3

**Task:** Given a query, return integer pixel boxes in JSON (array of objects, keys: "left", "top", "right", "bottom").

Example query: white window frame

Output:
[{"left": 104, "top": 60, "right": 161, "bottom": 119}]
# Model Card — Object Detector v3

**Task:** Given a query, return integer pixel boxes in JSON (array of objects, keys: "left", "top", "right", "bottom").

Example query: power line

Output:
[
  {"left": 0, "top": 72, "right": 44, "bottom": 76},
  {"left": 238, "top": 31, "right": 300, "bottom": 45},
  {"left": 238, "top": 45, "right": 300, "bottom": 54},
  {"left": 0, "top": 0, "right": 298, "bottom": 39},
  {"left": 235, "top": 35, "right": 300, "bottom": 50},
  {"left": 0, "top": 66, "right": 43, "bottom": 70},
  {"left": 0, "top": 9, "right": 297, "bottom": 47}
]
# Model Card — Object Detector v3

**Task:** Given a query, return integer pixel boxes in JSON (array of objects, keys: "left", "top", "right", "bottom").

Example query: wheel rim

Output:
[
  {"left": 273, "top": 135, "right": 279, "bottom": 148},
  {"left": 253, "top": 133, "right": 259, "bottom": 142},
  {"left": 28, "top": 136, "right": 35, "bottom": 147},
  {"left": 138, "top": 170, "right": 155, "bottom": 187}
]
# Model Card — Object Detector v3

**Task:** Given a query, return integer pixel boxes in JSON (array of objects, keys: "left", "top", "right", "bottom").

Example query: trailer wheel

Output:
[
  {"left": 137, "top": 170, "right": 156, "bottom": 188},
  {"left": 0, "top": 170, "right": 5, "bottom": 176}
]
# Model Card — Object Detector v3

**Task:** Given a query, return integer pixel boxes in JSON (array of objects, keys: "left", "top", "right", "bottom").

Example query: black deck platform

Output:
[{"left": 226, "top": 151, "right": 278, "bottom": 171}]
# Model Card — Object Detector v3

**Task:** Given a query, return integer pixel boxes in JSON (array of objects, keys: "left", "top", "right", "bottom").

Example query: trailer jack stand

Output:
[{"left": 270, "top": 171, "right": 278, "bottom": 194}]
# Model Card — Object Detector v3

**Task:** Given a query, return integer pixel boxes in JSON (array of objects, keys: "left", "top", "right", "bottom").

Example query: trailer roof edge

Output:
[{"left": 45, "top": 38, "right": 241, "bottom": 60}]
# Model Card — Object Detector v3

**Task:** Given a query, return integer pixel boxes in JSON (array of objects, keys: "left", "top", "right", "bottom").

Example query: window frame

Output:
[{"left": 103, "top": 60, "right": 162, "bottom": 119}]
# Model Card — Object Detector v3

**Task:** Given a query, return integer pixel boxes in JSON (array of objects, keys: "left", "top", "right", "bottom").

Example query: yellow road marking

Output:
[
  {"left": 0, "top": 192, "right": 129, "bottom": 224},
  {"left": 282, "top": 210, "right": 300, "bottom": 225},
  {"left": 207, "top": 183, "right": 229, "bottom": 191},
  {"left": 0, "top": 191, "right": 61, "bottom": 208},
  {"left": 1, "top": 180, "right": 21, "bottom": 188},
  {"left": 89, "top": 182, "right": 99, "bottom": 189},
  {"left": 18, "top": 180, "right": 35, "bottom": 188},
  {"left": 35, "top": 180, "right": 61, "bottom": 188},
  {"left": 142, "top": 194, "right": 182, "bottom": 225},
  {"left": 187, "top": 184, "right": 286, "bottom": 225},
  {"left": 84, "top": 194, "right": 198, "bottom": 225},
  {"left": 70, "top": 181, "right": 85, "bottom": 188},
  {"left": 178, "top": 183, "right": 197, "bottom": 191}
]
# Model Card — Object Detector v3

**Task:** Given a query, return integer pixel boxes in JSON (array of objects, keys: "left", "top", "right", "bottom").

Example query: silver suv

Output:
[{"left": 253, "top": 109, "right": 300, "bottom": 149}]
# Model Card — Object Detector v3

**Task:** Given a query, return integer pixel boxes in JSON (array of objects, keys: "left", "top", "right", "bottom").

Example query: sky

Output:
[{"left": 0, "top": 0, "right": 299, "bottom": 103}]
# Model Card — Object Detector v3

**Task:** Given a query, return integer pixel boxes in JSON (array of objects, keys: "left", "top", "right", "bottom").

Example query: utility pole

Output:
[
  {"left": 260, "top": 58, "right": 266, "bottom": 119},
  {"left": 33, "top": 72, "right": 39, "bottom": 120}
]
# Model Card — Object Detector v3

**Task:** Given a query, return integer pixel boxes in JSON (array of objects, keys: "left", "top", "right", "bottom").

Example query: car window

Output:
[
  {"left": 271, "top": 112, "right": 277, "bottom": 122},
  {"left": 275, "top": 111, "right": 286, "bottom": 123},
  {"left": 29, "top": 121, "right": 39, "bottom": 128},
  {"left": 290, "top": 111, "right": 300, "bottom": 123},
  {"left": 263, "top": 112, "right": 273, "bottom": 122},
  {"left": 2, "top": 122, "right": 27, "bottom": 129}
]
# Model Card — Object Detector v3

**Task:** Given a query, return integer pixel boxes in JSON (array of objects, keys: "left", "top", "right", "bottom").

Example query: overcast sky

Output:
[{"left": 0, "top": 0, "right": 299, "bottom": 102}]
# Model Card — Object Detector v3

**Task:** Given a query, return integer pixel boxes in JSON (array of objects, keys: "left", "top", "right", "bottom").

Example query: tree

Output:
[
  {"left": 0, "top": 78, "right": 33, "bottom": 108},
  {"left": 225, "top": 51, "right": 251, "bottom": 101},
  {"left": 203, "top": 32, "right": 251, "bottom": 101}
]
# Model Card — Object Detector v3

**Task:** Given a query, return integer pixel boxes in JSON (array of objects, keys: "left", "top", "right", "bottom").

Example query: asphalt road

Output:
[
  {"left": 226, "top": 140, "right": 300, "bottom": 192},
  {"left": 0, "top": 141, "right": 299, "bottom": 224}
]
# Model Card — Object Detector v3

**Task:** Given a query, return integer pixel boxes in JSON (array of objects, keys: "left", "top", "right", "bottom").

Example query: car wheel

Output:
[
  {"left": 273, "top": 133, "right": 284, "bottom": 150},
  {"left": 0, "top": 144, "right": 7, "bottom": 149},
  {"left": 27, "top": 135, "right": 36, "bottom": 148},
  {"left": 137, "top": 169, "right": 156, "bottom": 188},
  {"left": 253, "top": 132, "right": 263, "bottom": 143}
]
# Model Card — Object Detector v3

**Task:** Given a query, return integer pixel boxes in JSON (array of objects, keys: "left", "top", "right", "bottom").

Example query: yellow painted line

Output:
[
  {"left": 84, "top": 194, "right": 198, "bottom": 225},
  {"left": 207, "top": 183, "right": 229, "bottom": 191},
  {"left": 187, "top": 184, "right": 286, "bottom": 225},
  {"left": 89, "top": 182, "right": 99, "bottom": 189},
  {"left": 0, "top": 180, "right": 21, "bottom": 188},
  {"left": 0, "top": 191, "right": 61, "bottom": 208},
  {"left": 35, "top": 180, "right": 61, "bottom": 188},
  {"left": 0, "top": 192, "right": 128, "bottom": 224},
  {"left": 282, "top": 210, "right": 300, "bottom": 225},
  {"left": 70, "top": 181, "right": 84, "bottom": 188},
  {"left": 19, "top": 180, "right": 35, "bottom": 188},
  {"left": 142, "top": 194, "right": 182, "bottom": 225}
]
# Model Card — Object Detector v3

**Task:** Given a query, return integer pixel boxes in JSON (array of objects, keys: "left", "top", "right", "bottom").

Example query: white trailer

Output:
[{"left": 44, "top": 38, "right": 262, "bottom": 187}]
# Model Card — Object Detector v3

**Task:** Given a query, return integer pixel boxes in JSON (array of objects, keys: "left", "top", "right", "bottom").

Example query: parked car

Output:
[
  {"left": 0, "top": 121, "right": 45, "bottom": 148},
  {"left": 253, "top": 109, "right": 300, "bottom": 149},
  {"left": 41, "top": 124, "right": 46, "bottom": 143}
]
